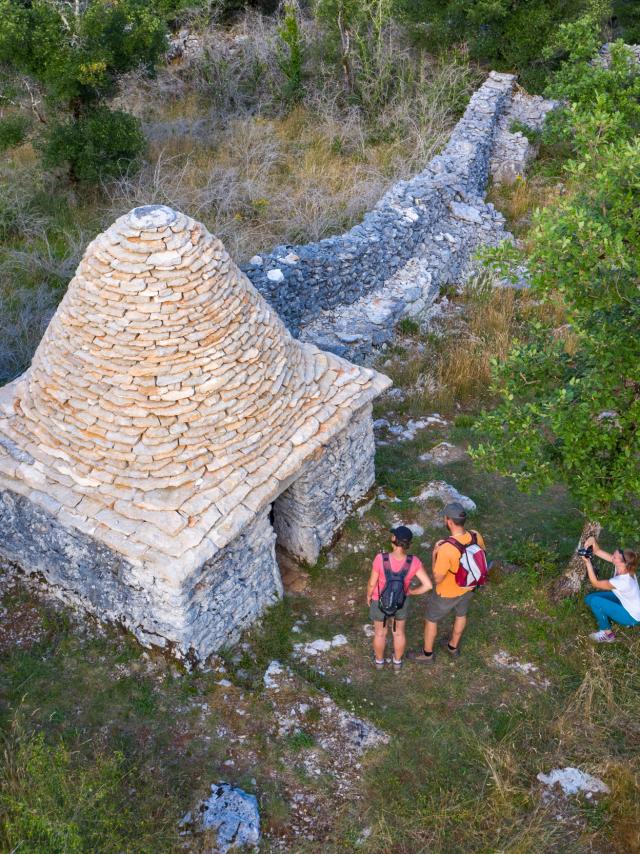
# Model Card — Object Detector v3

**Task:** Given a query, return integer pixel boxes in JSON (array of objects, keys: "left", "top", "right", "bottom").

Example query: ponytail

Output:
[{"left": 623, "top": 549, "right": 638, "bottom": 574}]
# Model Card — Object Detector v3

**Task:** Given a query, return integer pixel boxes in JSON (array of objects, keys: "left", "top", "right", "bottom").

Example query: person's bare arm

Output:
[
  {"left": 407, "top": 566, "right": 433, "bottom": 596},
  {"left": 584, "top": 536, "right": 613, "bottom": 563},
  {"left": 583, "top": 557, "right": 614, "bottom": 591},
  {"left": 432, "top": 540, "right": 445, "bottom": 573},
  {"left": 432, "top": 548, "right": 450, "bottom": 586},
  {"left": 366, "top": 565, "right": 379, "bottom": 605}
]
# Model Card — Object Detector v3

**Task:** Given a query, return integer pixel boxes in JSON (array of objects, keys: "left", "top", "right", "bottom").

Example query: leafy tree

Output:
[
  {"left": 472, "top": 10, "right": 640, "bottom": 595},
  {"left": 0, "top": 0, "right": 167, "bottom": 180},
  {"left": 399, "top": 0, "right": 629, "bottom": 91}
]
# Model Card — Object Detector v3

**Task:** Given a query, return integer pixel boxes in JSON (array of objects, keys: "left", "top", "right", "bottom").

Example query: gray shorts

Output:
[
  {"left": 370, "top": 600, "right": 409, "bottom": 623},
  {"left": 425, "top": 589, "right": 474, "bottom": 622}
]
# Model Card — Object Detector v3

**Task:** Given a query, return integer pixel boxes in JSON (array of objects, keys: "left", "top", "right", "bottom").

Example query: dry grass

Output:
[
  {"left": 488, "top": 174, "right": 564, "bottom": 238},
  {"left": 432, "top": 277, "right": 518, "bottom": 409},
  {"left": 105, "top": 84, "right": 468, "bottom": 262},
  {"left": 383, "top": 271, "right": 570, "bottom": 416},
  {"left": 104, "top": 111, "right": 389, "bottom": 260},
  {"left": 383, "top": 274, "right": 521, "bottom": 414},
  {"left": 108, "top": 12, "right": 478, "bottom": 261}
]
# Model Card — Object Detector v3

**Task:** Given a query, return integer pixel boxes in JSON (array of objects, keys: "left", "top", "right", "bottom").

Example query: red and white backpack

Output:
[{"left": 446, "top": 532, "right": 488, "bottom": 588}]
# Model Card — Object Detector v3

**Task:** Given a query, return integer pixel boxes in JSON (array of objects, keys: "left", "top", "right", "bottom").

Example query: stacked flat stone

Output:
[{"left": 0, "top": 205, "right": 390, "bottom": 584}]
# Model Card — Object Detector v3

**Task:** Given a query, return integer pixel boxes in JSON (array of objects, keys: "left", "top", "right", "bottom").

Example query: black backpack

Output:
[{"left": 378, "top": 552, "right": 414, "bottom": 626}]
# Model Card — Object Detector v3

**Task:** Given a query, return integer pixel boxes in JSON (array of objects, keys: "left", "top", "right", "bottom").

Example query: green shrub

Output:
[
  {"left": 397, "top": 317, "right": 420, "bottom": 336},
  {"left": 0, "top": 115, "right": 30, "bottom": 152},
  {"left": 42, "top": 108, "right": 145, "bottom": 183},
  {"left": 277, "top": 1, "right": 305, "bottom": 104},
  {"left": 286, "top": 729, "right": 316, "bottom": 751}
]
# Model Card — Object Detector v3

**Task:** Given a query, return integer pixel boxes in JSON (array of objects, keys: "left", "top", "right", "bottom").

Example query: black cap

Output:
[{"left": 390, "top": 525, "right": 413, "bottom": 544}]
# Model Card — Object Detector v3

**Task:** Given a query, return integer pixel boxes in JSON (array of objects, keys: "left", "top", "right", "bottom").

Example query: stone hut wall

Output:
[
  {"left": 184, "top": 507, "right": 282, "bottom": 659},
  {"left": 0, "top": 481, "right": 283, "bottom": 660},
  {"left": 272, "top": 403, "right": 374, "bottom": 564}
]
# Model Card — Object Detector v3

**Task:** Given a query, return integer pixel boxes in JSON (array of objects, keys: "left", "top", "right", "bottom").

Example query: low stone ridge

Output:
[
  {"left": 0, "top": 205, "right": 390, "bottom": 659},
  {"left": 595, "top": 42, "right": 640, "bottom": 67},
  {"left": 490, "top": 89, "right": 557, "bottom": 185},
  {"left": 241, "top": 72, "right": 555, "bottom": 360}
]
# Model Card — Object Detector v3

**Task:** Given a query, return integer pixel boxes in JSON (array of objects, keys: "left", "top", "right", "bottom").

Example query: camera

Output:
[{"left": 577, "top": 545, "right": 593, "bottom": 559}]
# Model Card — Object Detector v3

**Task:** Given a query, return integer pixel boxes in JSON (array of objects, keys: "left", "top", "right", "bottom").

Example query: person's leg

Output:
[
  {"left": 392, "top": 620, "right": 406, "bottom": 662},
  {"left": 411, "top": 593, "right": 449, "bottom": 662},
  {"left": 445, "top": 591, "right": 474, "bottom": 652},
  {"left": 424, "top": 620, "right": 438, "bottom": 654},
  {"left": 592, "top": 595, "right": 639, "bottom": 628},
  {"left": 449, "top": 615, "right": 467, "bottom": 649},
  {"left": 585, "top": 591, "right": 616, "bottom": 630},
  {"left": 373, "top": 621, "right": 387, "bottom": 662}
]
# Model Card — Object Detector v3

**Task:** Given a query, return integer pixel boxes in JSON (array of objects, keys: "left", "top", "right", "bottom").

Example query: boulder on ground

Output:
[
  {"left": 419, "top": 442, "right": 467, "bottom": 465},
  {"left": 179, "top": 783, "right": 260, "bottom": 852},
  {"left": 412, "top": 481, "right": 476, "bottom": 511}
]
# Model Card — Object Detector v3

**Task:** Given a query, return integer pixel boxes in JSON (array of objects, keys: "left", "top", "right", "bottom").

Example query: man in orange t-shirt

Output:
[{"left": 410, "top": 502, "right": 485, "bottom": 663}]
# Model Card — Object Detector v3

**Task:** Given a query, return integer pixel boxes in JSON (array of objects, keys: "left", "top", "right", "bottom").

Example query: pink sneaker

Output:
[{"left": 589, "top": 630, "right": 616, "bottom": 643}]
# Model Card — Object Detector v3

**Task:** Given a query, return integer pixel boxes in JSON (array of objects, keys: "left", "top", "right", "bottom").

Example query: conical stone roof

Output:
[{"left": 0, "top": 206, "right": 390, "bottom": 580}]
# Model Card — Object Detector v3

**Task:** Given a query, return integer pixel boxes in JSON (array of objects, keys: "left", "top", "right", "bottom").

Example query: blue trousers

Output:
[{"left": 585, "top": 591, "right": 639, "bottom": 631}]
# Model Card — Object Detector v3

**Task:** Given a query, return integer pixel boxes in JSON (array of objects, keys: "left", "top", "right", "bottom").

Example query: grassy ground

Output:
[{"left": 2, "top": 283, "right": 639, "bottom": 853}]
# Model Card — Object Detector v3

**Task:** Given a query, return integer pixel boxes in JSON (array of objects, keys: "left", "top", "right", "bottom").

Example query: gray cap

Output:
[{"left": 443, "top": 501, "right": 467, "bottom": 523}]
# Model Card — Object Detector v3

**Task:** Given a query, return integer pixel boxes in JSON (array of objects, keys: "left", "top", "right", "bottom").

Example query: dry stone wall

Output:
[{"left": 244, "top": 72, "right": 555, "bottom": 361}]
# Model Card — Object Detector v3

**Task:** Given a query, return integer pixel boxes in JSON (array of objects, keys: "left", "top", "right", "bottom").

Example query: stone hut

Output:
[{"left": 0, "top": 205, "right": 390, "bottom": 661}]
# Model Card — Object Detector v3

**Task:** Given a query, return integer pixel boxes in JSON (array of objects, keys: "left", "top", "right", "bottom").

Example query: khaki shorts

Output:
[
  {"left": 370, "top": 600, "right": 409, "bottom": 623},
  {"left": 425, "top": 589, "right": 474, "bottom": 622}
]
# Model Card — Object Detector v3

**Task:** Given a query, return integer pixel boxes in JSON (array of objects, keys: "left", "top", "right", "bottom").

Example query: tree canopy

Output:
[
  {"left": 473, "top": 8, "right": 640, "bottom": 539},
  {"left": 0, "top": 0, "right": 168, "bottom": 180}
]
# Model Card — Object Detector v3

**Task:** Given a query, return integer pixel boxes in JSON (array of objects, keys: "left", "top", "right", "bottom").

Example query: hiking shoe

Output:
[
  {"left": 441, "top": 638, "right": 461, "bottom": 657},
  {"left": 374, "top": 658, "right": 385, "bottom": 670},
  {"left": 589, "top": 630, "right": 616, "bottom": 643},
  {"left": 392, "top": 658, "right": 403, "bottom": 674},
  {"left": 408, "top": 650, "right": 435, "bottom": 665}
]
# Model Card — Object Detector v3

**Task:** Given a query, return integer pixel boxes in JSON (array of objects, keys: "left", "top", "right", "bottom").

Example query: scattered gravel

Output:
[
  {"left": 411, "top": 481, "right": 476, "bottom": 511},
  {"left": 492, "top": 650, "right": 551, "bottom": 689}
]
